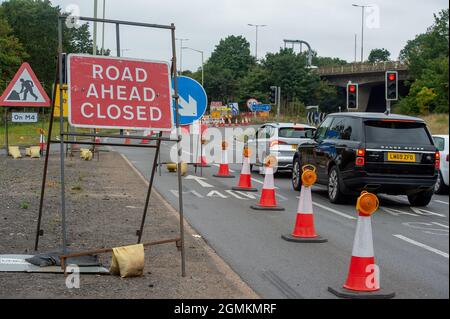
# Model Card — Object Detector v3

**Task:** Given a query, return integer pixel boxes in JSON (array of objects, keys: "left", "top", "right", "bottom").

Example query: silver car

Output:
[{"left": 248, "top": 123, "right": 316, "bottom": 171}]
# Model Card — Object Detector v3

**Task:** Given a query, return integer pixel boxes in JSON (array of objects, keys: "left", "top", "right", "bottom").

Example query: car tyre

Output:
[
  {"left": 434, "top": 171, "right": 448, "bottom": 194},
  {"left": 328, "top": 166, "right": 346, "bottom": 204},
  {"left": 292, "top": 157, "right": 302, "bottom": 191},
  {"left": 408, "top": 189, "right": 434, "bottom": 207}
]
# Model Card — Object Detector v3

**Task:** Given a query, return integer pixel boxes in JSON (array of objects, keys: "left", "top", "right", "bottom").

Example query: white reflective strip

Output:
[
  {"left": 263, "top": 167, "right": 275, "bottom": 189},
  {"left": 352, "top": 216, "right": 374, "bottom": 257},
  {"left": 298, "top": 186, "right": 313, "bottom": 214},
  {"left": 222, "top": 149, "right": 228, "bottom": 164},
  {"left": 241, "top": 156, "right": 251, "bottom": 174}
]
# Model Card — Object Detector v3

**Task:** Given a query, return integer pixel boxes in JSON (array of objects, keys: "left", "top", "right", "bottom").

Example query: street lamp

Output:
[
  {"left": 176, "top": 38, "right": 189, "bottom": 74},
  {"left": 247, "top": 24, "right": 267, "bottom": 60},
  {"left": 182, "top": 47, "right": 204, "bottom": 87},
  {"left": 352, "top": 4, "right": 373, "bottom": 63}
]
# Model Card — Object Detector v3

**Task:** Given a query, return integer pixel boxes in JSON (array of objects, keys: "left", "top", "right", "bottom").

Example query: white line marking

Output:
[
  {"left": 434, "top": 200, "right": 449, "bottom": 205},
  {"left": 312, "top": 202, "right": 357, "bottom": 220},
  {"left": 251, "top": 177, "right": 279, "bottom": 189},
  {"left": 432, "top": 222, "right": 449, "bottom": 229},
  {"left": 393, "top": 234, "right": 449, "bottom": 258}
]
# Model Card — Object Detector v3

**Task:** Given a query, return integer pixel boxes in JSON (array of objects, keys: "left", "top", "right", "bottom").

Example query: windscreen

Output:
[
  {"left": 433, "top": 137, "right": 445, "bottom": 151},
  {"left": 364, "top": 120, "right": 432, "bottom": 145},
  {"left": 279, "top": 127, "right": 315, "bottom": 139}
]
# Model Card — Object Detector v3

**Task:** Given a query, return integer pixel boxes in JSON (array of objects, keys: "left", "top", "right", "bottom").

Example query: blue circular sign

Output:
[{"left": 172, "top": 76, "right": 208, "bottom": 126}]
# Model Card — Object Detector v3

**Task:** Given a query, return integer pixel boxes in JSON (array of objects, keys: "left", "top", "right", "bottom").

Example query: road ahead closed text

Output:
[{"left": 68, "top": 55, "right": 173, "bottom": 130}]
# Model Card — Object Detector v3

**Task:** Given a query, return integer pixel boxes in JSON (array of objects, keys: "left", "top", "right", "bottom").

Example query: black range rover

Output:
[{"left": 292, "top": 113, "right": 439, "bottom": 206}]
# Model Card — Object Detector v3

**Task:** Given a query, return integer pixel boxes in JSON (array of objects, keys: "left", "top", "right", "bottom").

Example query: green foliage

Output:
[
  {"left": 0, "top": 11, "right": 28, "bottom": 85},
  {"left": 397, "top": 8, "right": 449, "bottom": 115},
  {"left": 367, "top": 48, "right": 391, "bottom": 63},
  {"left": 1, "top": 0, "right": 97, "bottom": 93}
]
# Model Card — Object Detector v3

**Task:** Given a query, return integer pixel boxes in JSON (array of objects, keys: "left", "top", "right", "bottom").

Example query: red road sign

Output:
[
  {"left": 0, "top": 63, "right": 50, "bottom": 107},
  {"left": 68, "top": 54, "right": 173, "bottom": 131}
]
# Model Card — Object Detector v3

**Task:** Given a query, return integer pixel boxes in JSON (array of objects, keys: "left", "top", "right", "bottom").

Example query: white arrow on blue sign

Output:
[{"left": 172, "top": 76, "right": 208, "bottom": 126}]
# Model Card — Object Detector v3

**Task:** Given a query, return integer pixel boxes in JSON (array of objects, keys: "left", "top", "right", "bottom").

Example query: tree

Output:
[
  {"left": 0, "top": 11, "right": 28, "bottom": 86},
  {"left": 397, "top": 8, "right": 449, "bottom": 114},
  {"left": 368, "top": 48, "right": 391, "bottom": 63},
  {"left": 1, "top": 0, "right": 96, "bottom": 92}
]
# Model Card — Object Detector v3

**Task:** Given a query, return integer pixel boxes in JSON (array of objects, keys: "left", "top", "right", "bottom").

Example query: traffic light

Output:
[
  {"left": 385, "top": 71, "right": 398, "bottom": 101},
  {"left": 346, "top": 83, "right": 358, "bottom": 110},
  {"left": 269, "top": 86, "right": 277, "bottom": 104}
]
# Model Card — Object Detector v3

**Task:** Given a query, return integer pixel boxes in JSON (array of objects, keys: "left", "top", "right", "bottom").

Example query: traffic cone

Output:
[
  {"left": 232, "top": 146, "right": 257, "bottom": 192},
  {"left": 213, "top": 140, "right": 234, "bottom": 178},
  {"left": 282, "top": 165, "right": 327, "bottom": 243},
  {"left": 140, "top": 129, "right": 153, "bottom": 144},
  {"left": 124, "top": 130, "right": 131, "bottom": 145},
  {"left": 328, "top": 192, "right": 395, "bottom": 299},
  {"left": 38, "top": 129, "right": 46, "bottom": 155},
  {"left": 195, "top": 136, "right": 210, "bottom": 167},
  {"left": 250, "top": 156, "right": 284, "bottom": 211}
]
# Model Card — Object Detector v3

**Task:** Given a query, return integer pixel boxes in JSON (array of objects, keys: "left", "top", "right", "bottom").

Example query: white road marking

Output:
[
  {"left": 393, "top": 234, "right": 449, "bottom": 258},
  {"left": 232, "top": 190, "right": 257, "bottom": 200},
  {"left": 207, "top": 190, "right": 228, "bottom": 198},
  {"left": 411, "top": 207, "right": 446, "bottom": 218},
  {"left": 276, "top": 193, "right": 288, "bottom": 201},
  {"left": 312, "top": 202, "right": 357, "bottom": 220},
  {"left": 251, "top": 177, "right": 279, "bottom": 189},
  {"left": 381, "top": 207, "right": 419, "bottom": 217},
  {"left": 434, "top": 200, "right": 449, "bottom": 205},
  {"left": 185, "top": 175, "right": 214, "bottom": 188},
  {"left": 170, "top": 189, "right": 204, "bottom": 198},
  {"left": 432, "top": 222, "right": 449, "bottom": 229}
]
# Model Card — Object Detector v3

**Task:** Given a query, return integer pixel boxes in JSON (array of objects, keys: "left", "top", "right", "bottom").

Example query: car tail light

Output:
[
  {"left": 355, "top": 149, "right": 365, "bottom": 167},
  {"left": 270, "top": 140, "right": 287, "bottom": 148},
  {"left": 435, "top": 151, "right": 441, "bottom": 169}
]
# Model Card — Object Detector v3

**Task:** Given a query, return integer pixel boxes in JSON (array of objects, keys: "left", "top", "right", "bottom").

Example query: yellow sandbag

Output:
[
  {"left": 30, "top": 146, "right": 41, "bottom": 158},
  {"left": 8, "top": 146, "right": 19, "bottom": 156},
  {"left": 110, "top": 244, "right": 145, "bottom": 278},
  {"left": 80, "top": 148, "right": 93, "bottom": 161}
]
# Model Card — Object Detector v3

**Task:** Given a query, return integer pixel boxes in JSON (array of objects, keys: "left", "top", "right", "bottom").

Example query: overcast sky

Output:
[{"left": 49, "top": 0, "right": 448, "bottom": 71}]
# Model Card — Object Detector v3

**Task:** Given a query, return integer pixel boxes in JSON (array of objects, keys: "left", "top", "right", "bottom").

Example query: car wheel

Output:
[
  {"left": 328, "top": 166, "right": 345, "bottom": 204},
  {"left": 408, "top": 189, "right": 434, "bottom": 207},
  {"left": 292, "top": 157, "right": 302, "bottom": 191},
  {"left": 434, "top": 171, "right": 448, "bottom": 194}
]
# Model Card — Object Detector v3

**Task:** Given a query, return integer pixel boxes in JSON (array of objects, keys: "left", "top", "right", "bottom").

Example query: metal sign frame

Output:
[{"left": 34, "top": 15, "right": 187, "bottom": 277}]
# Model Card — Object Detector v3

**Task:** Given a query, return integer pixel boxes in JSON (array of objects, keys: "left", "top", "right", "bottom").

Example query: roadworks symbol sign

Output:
[{"left": 0, "top": 62, "right": 50, "bottom": 107}]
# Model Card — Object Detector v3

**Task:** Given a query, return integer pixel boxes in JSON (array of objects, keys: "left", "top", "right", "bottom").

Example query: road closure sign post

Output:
[{"left": 68, "top": 54, "right": 174, "bottom": 131}]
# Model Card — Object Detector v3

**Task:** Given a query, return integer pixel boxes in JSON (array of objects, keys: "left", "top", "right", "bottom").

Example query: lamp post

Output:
[
  {"left": 182, "top": 47, "right": 204, "bottom": 87},
  {"left": 176, "top": 38, "right": 189, "bottom": 74},
  {"left": 352, "top": 4, "right": 373, "bottom": 63},
  {"left": 247, "top": 24, "right": 267, "bottom": 60}
]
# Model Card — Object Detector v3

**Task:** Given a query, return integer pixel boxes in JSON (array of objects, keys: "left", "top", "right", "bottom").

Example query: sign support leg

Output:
[
  {"left": 4, "top": 108, "right": 8, "bottom": 155},
  {"left": 137, "top": 131, "right": 163, "bottom": 243},
  {"left": 172, "top": 25, "right": 186, "bottom": 277}
]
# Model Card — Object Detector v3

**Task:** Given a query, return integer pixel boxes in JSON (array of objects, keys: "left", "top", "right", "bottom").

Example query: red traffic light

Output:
[
  {"left": 388, "top": 73, "right": 396, "bottom": 81},
  {"left": 349, "top": 85, "right": 356, "bottom": 93}
]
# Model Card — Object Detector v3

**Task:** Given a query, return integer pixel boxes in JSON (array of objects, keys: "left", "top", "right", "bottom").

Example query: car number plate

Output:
[{"left": 387, "top": 152, "right": 416, "bottom": 162}]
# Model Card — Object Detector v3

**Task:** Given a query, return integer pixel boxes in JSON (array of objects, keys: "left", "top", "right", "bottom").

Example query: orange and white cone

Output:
[
  {"left": 39, "top": 129, "right": 46, "bottom": 155},
  {"left": 232, "top": 146, "right": 257, "bottom": 192},
  {"left": 250, "top": 156, "right": 284, "bottom": 211},
  {"left": 213, "top": 140, "right": 234, "bottom": 178},
  {"left": 140, "top": 129, "right": 153, "bottom": 144},
  {"left": 195, "top": 137, "right": 210, "bottom": 167},
  {"left": 282, "top": 165, "right": 327, "bottom": 243},
  {"left": 328, "top": 192, "right": 395, "bottom": 299},
  {"left": 124, "top": 130, "right": 131, "bottom": 145}
]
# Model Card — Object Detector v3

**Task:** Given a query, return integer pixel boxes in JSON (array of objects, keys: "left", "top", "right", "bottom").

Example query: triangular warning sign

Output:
[{"left": 0, "top": 62, "right": 50, "bottom": 107}]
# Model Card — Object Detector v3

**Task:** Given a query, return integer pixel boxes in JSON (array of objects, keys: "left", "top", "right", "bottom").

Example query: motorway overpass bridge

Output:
[{"left": 317, "top": 62, "right": 410, "bottom": 112}]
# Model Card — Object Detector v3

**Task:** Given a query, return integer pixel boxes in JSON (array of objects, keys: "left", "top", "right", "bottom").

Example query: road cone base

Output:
[
  {"left": 232, "top": 186, "right": 258, "bottom": 192},
  {"left": 250, "top": 204, "right": 285, "bottom": 211},
  {"left": 281, "top": 234, "right": 328, "bottom": 243},
  {"left": 194, "top": 163, "right": 210, "bottom": 167},
  {"left": 327, "top": 286, "right": 395, "bottom": 299},
  {"left": 213, "top": 174, "right": 235, "bottom": 178}
]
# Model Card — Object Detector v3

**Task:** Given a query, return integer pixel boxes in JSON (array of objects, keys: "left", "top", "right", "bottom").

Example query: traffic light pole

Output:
[
  {"left": 386, "top": 100, "right": 391, "bottom": 115},
  {"left": 277, "top": 86, "right": 281, "bottom": 119}
]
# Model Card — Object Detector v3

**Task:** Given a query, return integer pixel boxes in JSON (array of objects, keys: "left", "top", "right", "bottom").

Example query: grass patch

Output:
[
  {"left": 20, "top": 202, "right": 29, "bottom": 210},
  {"left": 420, "top": 113, "right": 449, "bottom": 135}
]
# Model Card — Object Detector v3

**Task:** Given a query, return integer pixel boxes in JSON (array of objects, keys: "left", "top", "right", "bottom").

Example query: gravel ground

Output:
[{"left": 0, "top": 150, "right": 258, "bottom": 299}]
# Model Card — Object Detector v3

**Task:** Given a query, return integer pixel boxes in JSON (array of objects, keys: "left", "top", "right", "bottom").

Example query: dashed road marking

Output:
[
  {"left": 312, "top": 202, "right": 357, "bottom": 220},
  {"left": 393, "top": 234, "right": 449, "bottom": 258},
  {"left": 434, "top": 200, "right": 449, "bottom": 205}
]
